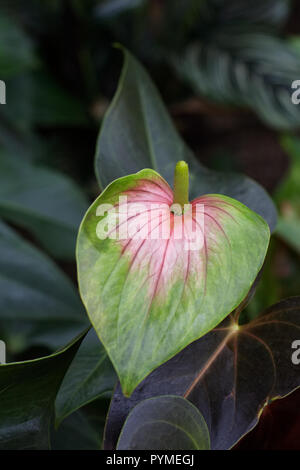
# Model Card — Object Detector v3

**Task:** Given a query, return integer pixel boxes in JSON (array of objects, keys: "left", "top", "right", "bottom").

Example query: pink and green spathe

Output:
[{"left": 77, "top": 161, "right": 270, "bottom": 396}]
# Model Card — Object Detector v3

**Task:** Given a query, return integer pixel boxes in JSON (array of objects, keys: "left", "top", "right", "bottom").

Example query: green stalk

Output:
[{"left": 172, "top": 161, "right": 189, "bottom": 209}]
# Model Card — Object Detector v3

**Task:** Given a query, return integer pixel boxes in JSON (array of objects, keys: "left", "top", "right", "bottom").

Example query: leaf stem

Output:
[{"left": 172, "top": 161, "right": 189, "bottom": 208}]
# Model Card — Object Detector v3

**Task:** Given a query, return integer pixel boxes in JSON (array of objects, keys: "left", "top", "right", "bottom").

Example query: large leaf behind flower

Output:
[
  {"left": 0, "top": 151, "right": 89, "bottom": 260},
  {"left": 94, "top": 48, "right": 277, "bottom": 232},
  {"left": 77, "top": 167, "right": 270, "bottom": 396},
  {"left": 0, "top": 220, "right": 88, "bottom": 353}
]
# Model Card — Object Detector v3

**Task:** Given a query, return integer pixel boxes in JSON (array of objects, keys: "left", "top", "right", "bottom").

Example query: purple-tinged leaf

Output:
[
  {"left": 117, "top": 395, "right": 210, "bottom": 450},
  {"left": 104, "top": 297, "right": 300, "bottom": 449}
]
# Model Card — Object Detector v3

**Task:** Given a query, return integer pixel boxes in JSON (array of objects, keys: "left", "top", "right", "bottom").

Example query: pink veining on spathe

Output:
[{"left": 106, "top": 175, "right": 236, "bottom": 303}]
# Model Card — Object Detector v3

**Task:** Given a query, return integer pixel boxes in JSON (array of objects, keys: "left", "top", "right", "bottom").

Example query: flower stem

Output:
[{"left": 172, "top": 161, "right": 189, "bottom": 208}]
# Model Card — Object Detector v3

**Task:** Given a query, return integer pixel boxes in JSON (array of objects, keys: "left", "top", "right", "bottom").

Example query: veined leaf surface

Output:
[
  {"left": 77, "top": 167, "right": 270, "bottom": 396},
  {"left": 104, "top": 297, "right": 300, "bottom": 450},
  {"left": 0, "top": 331, "right": 86, "bottom": 450},
  {"left": 117, "top": 395, "right": 210, "bottom": 450},
  {"left": 55, "top": 328, "right": 116, "bottom": 426}
]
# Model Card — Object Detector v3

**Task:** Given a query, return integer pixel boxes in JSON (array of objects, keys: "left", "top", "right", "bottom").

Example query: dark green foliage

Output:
[{"left": 0, "top": 0, "right": 299, "bottom": 451}]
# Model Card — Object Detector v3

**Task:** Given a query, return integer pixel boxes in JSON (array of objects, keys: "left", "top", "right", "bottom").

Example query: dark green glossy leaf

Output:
[
  {"left": 0, "top": 220, "right": 88, "bottom": 353},
  {"left": 117, "top": 395, "right": 210, "bottom": 450},
  {"left": 0, "top": 151, "right": 89, "bottom": 260},
  {"left": 105, "top": 297, "right": 300, "bottom": 450},
  {"left": 0, "top": 331, "right": 86, "bottom": 450},
  {"left": 55, "top": 329, "right": 116, "bottom": 426},
  {"left": 51, "top": 409, "right": 102, "bottom": 450},
  {"left": 53, "top": 399, "right": 110, "bottom": 450},
  {"left": 94, "top": 48, "right": 277, "bottom": 231}
]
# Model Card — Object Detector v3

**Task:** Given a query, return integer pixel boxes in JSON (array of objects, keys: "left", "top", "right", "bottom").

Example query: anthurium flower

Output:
[{"left": 77, "top": 161, "right": 270, "bottom": 396}]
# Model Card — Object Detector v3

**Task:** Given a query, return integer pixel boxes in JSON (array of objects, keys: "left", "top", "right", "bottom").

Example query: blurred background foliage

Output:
[{"left": 0, "top": 0, "right": 299, "bottom": 449}]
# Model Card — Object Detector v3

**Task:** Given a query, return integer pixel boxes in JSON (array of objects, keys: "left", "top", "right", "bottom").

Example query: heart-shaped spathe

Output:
[{"left": 77, "top": 167, "right": 270, "bottom": 396}]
